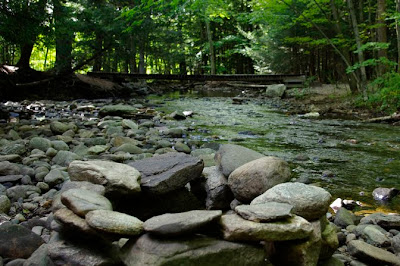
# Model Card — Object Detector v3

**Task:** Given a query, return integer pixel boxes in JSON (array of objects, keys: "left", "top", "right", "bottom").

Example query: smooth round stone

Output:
[
  {"left": 174, "top": 142, "right": 191, "bottom": 153},
  {"left": 51, "top": 140, "right": 69, "bottom": 151},
  {"left": 235, "top": 202, "right": 293, "bottom": 222},
  {"left": 86, "top": 210, "right": 143, "bottom": 236},
  {"left": 143, "top": 210, "right": 222, "bottom": 236},
  {"left": 29, "top": 137, "right": 51, "bottom": 152},
  {"left": 121, "top": 119, "right": 138, "bottom": 130},
  {"left": 0, "top": 195, "right": 11, "bottom": 213},
  {"left": 114, "top": 144, "right": 143, "bottom": 154},
  {"left": 61, "top": 188, "right": 113, "bottom": 217}
]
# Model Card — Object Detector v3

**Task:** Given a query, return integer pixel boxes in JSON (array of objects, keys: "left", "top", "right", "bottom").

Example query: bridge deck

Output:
[{"left": 87, "top": 72, "right": 306, "bottom": 87}]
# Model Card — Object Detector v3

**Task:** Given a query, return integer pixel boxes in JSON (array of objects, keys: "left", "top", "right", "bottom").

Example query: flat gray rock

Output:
[
  {"left": 220, "top": 212, "right": 313, "bottom": 242},
  {"left": 129, "top": 152, "right": 204, "bottom": 194},
  {"left": 251, "top": 182, "right": 331, "bottom": 221},
  {"left": 0, "top": 174, "right": 23, "bottom": 183},
  {"left": 0, "top": 161, "right": 21, "bottom": 176},
  {"left": 214, "top": 144, "right": 264, "bottom": 177},
  {"left": 360, "top": 212, "right": 400, "bottom": 230},
  {"left": 53, "top": 208, "right": 98, "bottom": 235},
  {"left": 235, "top": 202, "right": 293, "bottom": 222},
  {"left": 144, "top": 210, "right": 222, "bottom": 236},
  {"left": 60, "top": 188, "right": 112, "bottom": 217},
  {"left": 68, "top": 160, "right": 141, "bottom": 195},
  {"left": 60, "top": 181, "right": 106, "bottom": 195},
  {"left": 228, "top": 156, "right": 291, "bottom": 202},
  {"left": 6, "top": 185, "right": 41, "bottom": 202},
  {"left": 347, "top": 240, "right": 400, "bottom": 266},
  {"left": 52, "top": 151, "right": 81, "bottom": 167},
  {"left": 120, "top": 234, "right": 266, "bottom": 266},
  {"left": 86, "top": 210, "right": 143, "bottom": 236}
]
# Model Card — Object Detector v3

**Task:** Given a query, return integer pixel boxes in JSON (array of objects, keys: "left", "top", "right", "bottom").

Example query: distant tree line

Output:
[{"left": 0, "top": 0, "right": 399, "bottom": 110}]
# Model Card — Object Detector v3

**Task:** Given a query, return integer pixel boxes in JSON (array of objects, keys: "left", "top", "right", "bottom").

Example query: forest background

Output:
[{"left": 0, "top": 0, "right": 399, "bottom": 113}]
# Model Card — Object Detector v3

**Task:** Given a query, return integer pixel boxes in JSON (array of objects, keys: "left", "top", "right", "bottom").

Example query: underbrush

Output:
[{"left": 356, "top": 72, "right": 400, "bottom": 114}]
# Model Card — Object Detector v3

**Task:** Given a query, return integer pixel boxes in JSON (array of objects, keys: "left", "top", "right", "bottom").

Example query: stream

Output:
[{"left": 149, "top": 90, "right": 400, "bottom": 214}]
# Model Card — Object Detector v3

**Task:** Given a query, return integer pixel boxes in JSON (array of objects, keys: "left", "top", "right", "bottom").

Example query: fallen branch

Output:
[{"left": 365, "top": 112, "right": 400, "bottom": 123}]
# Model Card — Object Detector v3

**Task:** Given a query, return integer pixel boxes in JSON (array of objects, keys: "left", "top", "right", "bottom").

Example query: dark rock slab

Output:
[
  {"left": 23, "top": 244, "right": 55, "bottom": 266},
  {"left": 120, "top": 234, "right": 267, "bottom": 266},
  {"left": 235, "top": 202, "right": 293, "bottom": 222},
  {"left": 203, "top": 166, "right": 233, "bottom": 210},
  {"left": 0, "top": 161, "right": 21, "bottom": 176},
  {"left": 347, "top": 240, "right": 400, "bottom": 266},
  {"left": 143, "top": 210, "right": 222, "bottom": 236},
  {"left": 360, "top": 212, "right": 400, "bottom": 230},
  {"left": 0, "top": 175, "right": 23, "bottom": 183},
  {"left": 0, "top": 223, "right": 44, "bottom": 259},
  {"left": 129, "top": 152, "right": 204, "bottom": 194}
]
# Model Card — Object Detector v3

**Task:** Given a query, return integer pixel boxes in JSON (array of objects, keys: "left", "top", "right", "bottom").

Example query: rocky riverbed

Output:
[{"left": 0, "top": 98, "right": 399, "bottom": 266}]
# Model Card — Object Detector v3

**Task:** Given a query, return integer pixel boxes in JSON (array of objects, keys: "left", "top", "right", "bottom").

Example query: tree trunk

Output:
[
  {"left": 93, "top": 34, "right": 103, "bottom": 72},
  {"left": 396, "top": 0, "right": 400, "bottom": 73},
  {"left": 376, "top": 0, "right": 388, "bottom": 74},
  {"left": 16, "top": 43, "right": 34, "bottom": 69},
  {"left": 205, "top": 19, "right": 216, "bottom": 74},
  {"left": 54, "top": 0, "right": 73, "bottom": 74},
  {"left": 330, "top": 0, "right": 359, "bottom": 93},
  {"left": 347, "top": 0, "right": 368, "bottom": 98}
]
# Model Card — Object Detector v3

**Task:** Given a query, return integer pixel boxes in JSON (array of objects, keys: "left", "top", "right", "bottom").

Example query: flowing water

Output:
[{"left": 149, "top": 91, "right": 400, "bottom": 214}]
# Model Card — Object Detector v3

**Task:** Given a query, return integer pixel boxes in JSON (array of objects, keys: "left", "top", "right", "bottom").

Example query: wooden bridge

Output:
[{"left": 87, "top": 72, "right": 306, "bottom": 88}]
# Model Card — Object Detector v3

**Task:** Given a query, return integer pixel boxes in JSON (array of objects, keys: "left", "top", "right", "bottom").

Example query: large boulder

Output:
[
  {"left": 214, "top": 144, "right": 264, "bottom": 177},
  {"left": 347, "top": 240, "right": 400, "bottom": 266},
  {"left": 265, "top": 84, "right": 286, "bottom": 98},
  {"left": 143, "top": 210, "right": 222, "bottom": 236},
  {"left": 120, "top": 234, "right": 267, "bottom": 266},
  {"left": 228, "top": 156, "right": 291, "bottom": 202},
  {"left": 251, "top": 182, "right": 332, "bottom": 221},
  {"left": 68, "top": 160, "right": 141, "bottom": 196},
  {"left": 0, "top": 223, "right": 44, "bottom": 259},
  {"left": 129, "top": 153, "right": 204, "bottom": 194},
  {"left": 220, "top": 212, "right": 313, "bottom": 242},
  {"left": 60, "top": 188, "right": 112, "bottom": 217},
  {"left": 86, "top": 210, "right": 143, "bottom": 237},
  {"left": 203, "top": 166, "right": 233, "bottom": 210}
]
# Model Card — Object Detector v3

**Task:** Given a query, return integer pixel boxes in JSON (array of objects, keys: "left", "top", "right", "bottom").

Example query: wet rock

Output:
[
  {"left": 372, "top": 187, "right": 399, "bottom": 201},
  {"left": 49, "top": 121, "right": 71, "bottom": 135},
  {"left": 0, "top": 161, "right": 21, "bottom": 176},
  {"left": 220, "top": 212, "right": 313, "bottom": 242},
  {"left": 129, "top": 152, "right": 203, "bottom": 194},
  {"left": 265, "top": 84, "right": 286, "bottom": 98},
  {"left": 60, "top": 181, "right": 105, "bottom": 196},
  {"left": 29, "top": 137, "right": 52, "bottom": 152},
  {"left": 60, "top": 188, "right": 112, "bottom": 217},
  {"left": 121, "top": 119, "right": 138, "bottom": 130},
  {"left": 235, "top": 202, "right": 293, "bottom": 222},
  {"left": 51, "top": 141, "right": 69, "bottom": 151},
  {"left": 23, "top": 244, "right": 54, "bottom": 266},
  {"left": 214, "top": 144, "right": 264, "bottom": 177},
  {"left": 47, "top": 233, "right": 121, "bottom": 266},
  {"left": 68, "top": 160, "right": 141, "bottom": 196},
  {"left": 320, "top": 222, "right": 339, "bottom": 260},
  {"left": 347, "top": 240, "right": 400, "bottom": 266},
  {"left": 0, "top": 195, "right": 11, "bottom": 213},
  {"left": 86, "top": 210, "right": 143, "bottom": 237},
  {"left": 173, "top": 142, "right": 191, "bottom": 154},
  {"left": 114, "top": 144, "right": 143, "bottom": 154},
  {"left": 202, "top": 166, "right": 233, "bottom": 210},
  {"left": 251, "top": 182, "right": 332, "bottom": 221},
  {"left": 228, "top": 156, "right": 291, "bottom": 202},
  {"left": 143, "top": 210, "right": 222, "bottom": 236},
  {"left": 334, "top": 207, "right": 357, "bottom": 228},
  {"left": 52, "top": 151, "right": 81, "bottom": 167},
  {"left": 120, "top": 234, "right": 266, "bottom": 266},
  {"left": 53, "top": 208, "right": 97, "bottom": 235},
  {"left": 271, "top": 219, "right": 322, "bottom": 266},
  {"left": 6, "top": 185, "right": 41, "bottom": 202},
  {"left": 362, "top": 225, "right": 391, "bottom": 247},
  {"left": 360, "top": 212, "right": 400, "bottom": 230},
  {"left": 0, "top": 223, "right": 44, "bottom": 259},
  {"left": 44, "top": 169, "right": 66, "bottom": 187}
]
